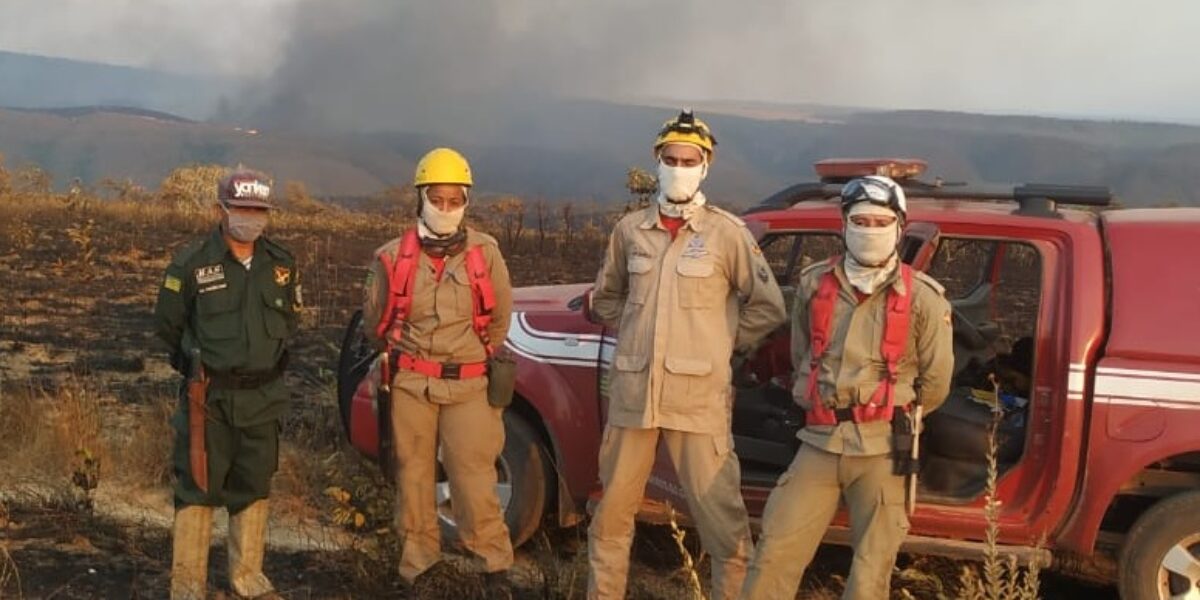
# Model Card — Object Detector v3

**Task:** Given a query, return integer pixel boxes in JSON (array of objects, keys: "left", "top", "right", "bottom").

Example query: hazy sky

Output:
[{"left": 2, "top": 0, "right": 1197, "bottom": 123}]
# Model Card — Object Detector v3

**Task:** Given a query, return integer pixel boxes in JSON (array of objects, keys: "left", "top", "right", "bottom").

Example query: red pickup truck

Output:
[{"left": 338, "top": 158, "right": 1200, "bottom": 599}]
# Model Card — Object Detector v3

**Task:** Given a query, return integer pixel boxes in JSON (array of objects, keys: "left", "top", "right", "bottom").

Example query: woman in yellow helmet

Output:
[{"left": 362, "top": 147, "right": 516, "bottom": 596}]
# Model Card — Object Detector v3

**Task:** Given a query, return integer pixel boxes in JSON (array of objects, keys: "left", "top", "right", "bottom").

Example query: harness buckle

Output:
[{"left": 440, "top": 363, "right": 462, "bottom": 380}]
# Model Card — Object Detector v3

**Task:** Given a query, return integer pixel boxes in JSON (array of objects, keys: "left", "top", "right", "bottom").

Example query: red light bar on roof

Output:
[{"left": 814, "top": 158, "right": 928, "bottom": 181}]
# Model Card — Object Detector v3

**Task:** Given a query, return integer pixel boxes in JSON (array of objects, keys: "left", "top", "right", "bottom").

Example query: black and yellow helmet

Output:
[{"left": 653, "top": 109, "right": 717, "bottom": 158}]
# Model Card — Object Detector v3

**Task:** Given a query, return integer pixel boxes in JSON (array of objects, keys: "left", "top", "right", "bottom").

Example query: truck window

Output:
[
  {"left": 757, "top": 232, "right": 842, "bottom": 286},
  {"left": 920, "top": 237, "right": 1043, "bottom": 500}
]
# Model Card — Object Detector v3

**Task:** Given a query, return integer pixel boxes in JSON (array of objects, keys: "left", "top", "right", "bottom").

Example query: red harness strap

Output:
[
  {"left": 374, "top": 228, "right": 497, "bottom": 380},
  {"left": 806, "top": 257, "right": 914, "bottom": 426}
]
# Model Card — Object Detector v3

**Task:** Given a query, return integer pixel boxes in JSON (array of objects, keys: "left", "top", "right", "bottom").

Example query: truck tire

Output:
[
  {"left": 437, "top": 411, "right": 554, "bottom": 548},
  {"left": 1118, "top": 490, "right": 1200, "bottom": 600}
]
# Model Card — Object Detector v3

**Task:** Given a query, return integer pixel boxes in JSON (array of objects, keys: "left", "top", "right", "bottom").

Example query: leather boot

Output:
[
  {"left": 171, "top": 505, "right": 214, "bottom": 600},
  {"left": 227, "top": 499, "right": 278, "bottom": 598}
]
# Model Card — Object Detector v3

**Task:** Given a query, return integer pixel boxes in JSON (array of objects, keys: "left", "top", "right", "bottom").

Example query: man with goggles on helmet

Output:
[
  {"left": 586, "top": 110, "right": 787, "bottom": 599},
  {"left": 741, "top": 175, "right": 953, "bottom": 600}
]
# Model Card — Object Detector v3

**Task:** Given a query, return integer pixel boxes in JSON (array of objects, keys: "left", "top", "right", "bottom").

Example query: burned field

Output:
[{"left": 0, "top": 195, "right": 1115, "bottom": 599}]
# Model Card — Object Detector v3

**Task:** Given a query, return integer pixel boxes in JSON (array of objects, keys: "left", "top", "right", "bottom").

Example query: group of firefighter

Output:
[{"left": 153, "top": 110, "right": 953, "bottom": 600}]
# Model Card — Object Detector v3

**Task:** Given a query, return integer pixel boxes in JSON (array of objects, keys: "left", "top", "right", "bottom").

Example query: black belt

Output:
[
  {"left": 826, "top": 405, "right": 911, "bottom": 424},
  {"left": 206, "top": 352, "right": 288, "bottom": 390},
  {"left": 832, "top": 407, "right": 856, "bottom": 423}
]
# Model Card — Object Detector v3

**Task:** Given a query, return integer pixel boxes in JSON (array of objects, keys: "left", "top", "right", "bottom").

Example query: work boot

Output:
[
  {"left": 483, "top": 570, "right": 513, "bottom": 600},
  {"left": 171, "top": 505, "right": 214, "bottom": 600},
  {"left": 227, "top": 500, "right": 277, "bottom": 599}
]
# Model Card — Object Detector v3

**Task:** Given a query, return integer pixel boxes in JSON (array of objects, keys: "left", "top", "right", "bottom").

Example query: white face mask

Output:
[
  {"left": 656, "top": 161, "right": 708, "bottom": 220},
  {"left": 844, "top": 221, "right": 899, "bottom": 267},
  {"left": 419, "top": 189, "right": 467, "bottom": 236},
  {"left": 657, "top": 162, "right": 707, "bottom": 203}
]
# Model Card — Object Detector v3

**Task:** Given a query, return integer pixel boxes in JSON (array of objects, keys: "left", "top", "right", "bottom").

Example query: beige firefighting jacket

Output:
[
  {"left": 592, "top": 205, "right": 787, "bottom": 435},
  {"left": 792, "top": 259, "right": 953, "bottom": 456},
  {"left": 364, "top": 228, "right": 513, "bottom": 404}
]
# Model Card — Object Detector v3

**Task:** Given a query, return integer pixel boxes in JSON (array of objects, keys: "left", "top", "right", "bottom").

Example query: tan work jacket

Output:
[
  {"left": 593, "top": 205, "right": 787, "bottom": 435},
  {"left": 364, "top": 228, "right": 513, "bottom": 404},
  {"left": 791, "top": 259, "right": 953, "bottom": 456}
]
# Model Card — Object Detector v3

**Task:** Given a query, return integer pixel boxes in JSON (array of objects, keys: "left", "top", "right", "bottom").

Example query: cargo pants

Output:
[
  {"left": 391, "top": 386, "right": 513, "bottom": 581},
  {"left": 587, "top": 425, "right": 753, "bottom": 600},
  {"left": 171, "top": 389, "right": 280, "bottom": 512},
  {"left": 741, "top": 444, "right": 910, "bottom": 600}
]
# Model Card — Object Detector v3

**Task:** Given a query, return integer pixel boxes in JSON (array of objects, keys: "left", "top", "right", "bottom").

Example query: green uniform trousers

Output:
[
  {"left": 171, "top": 391, "right": 280, "bottom": 513},
  {"left": 741, "top": 444, "right": 909, "bottom": 600}
]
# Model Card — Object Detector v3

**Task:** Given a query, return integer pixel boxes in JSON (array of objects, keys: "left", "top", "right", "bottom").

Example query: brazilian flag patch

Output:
[{"left": 163, "top": 275, "right": 182, "bottom": 293}]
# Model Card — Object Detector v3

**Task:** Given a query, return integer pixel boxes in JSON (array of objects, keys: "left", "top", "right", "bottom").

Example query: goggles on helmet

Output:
[{"left": 841, "top": 177, "right": 903, "bottom": 215}]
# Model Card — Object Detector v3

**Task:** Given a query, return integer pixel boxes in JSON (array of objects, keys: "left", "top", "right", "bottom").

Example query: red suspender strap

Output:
[
  {"left": 805, "top": 257, "right": 842, "bottom": 426},
  {"left": 854, "top": 264, "right": 914, "bottom": 423},
  {"left": 805, "top": 260, "right": 915, "bottom": 426},
  {"left": 463, "top": 245, "right": 496, "bottom": 355},
  {"left": 375, "top": 229, "right": 422, "bottom": 343}
]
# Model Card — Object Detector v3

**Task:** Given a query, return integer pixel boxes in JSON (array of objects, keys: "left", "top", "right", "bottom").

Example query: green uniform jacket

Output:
[{"left": 154, "top": 228, "right": 300, "bottom": 427}]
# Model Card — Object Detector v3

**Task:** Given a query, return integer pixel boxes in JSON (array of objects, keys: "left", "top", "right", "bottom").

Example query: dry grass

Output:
[{"left": 953, "top": 375, "right": 1043, "bottom": 600}]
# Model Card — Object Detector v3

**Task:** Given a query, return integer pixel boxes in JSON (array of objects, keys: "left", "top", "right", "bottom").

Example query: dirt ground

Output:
[{"left": 0, "top": 196, "right": 1118, "bottom": 599}]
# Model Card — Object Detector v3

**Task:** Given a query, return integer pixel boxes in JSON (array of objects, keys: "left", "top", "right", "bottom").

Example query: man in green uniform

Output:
[{"left": 154, "top": 168, "right": 300, "bottom": 600}]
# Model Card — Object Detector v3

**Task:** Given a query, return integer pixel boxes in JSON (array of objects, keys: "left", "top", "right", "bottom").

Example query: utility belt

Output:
[
  {"left": 391, "top": 350, "right": 487, "bottom": 380},
  {"left": 205, "top": 352, "right": 289, "bottom": 390},
  {"left": 806, "top": 402, "right": 920, "bottom": 476}
]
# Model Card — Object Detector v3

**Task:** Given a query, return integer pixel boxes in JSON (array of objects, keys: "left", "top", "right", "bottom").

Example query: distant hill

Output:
[
  {"left": 3, "top": 95, "right": 1200, "bottom": 206},
  {"left": 0, "top": 51, "right": 224, "bottom": 120}
]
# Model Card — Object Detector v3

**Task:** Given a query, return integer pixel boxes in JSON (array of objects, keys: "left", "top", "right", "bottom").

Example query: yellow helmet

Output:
[
  {"left": 653, "top": 109, "right": 717, "bottom": 158},
  {"left": 413, "top": 147, "right": 473, "bottom": 187}
]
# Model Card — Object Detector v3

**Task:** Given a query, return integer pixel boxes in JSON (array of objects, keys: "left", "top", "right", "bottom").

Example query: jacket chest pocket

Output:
[
  {"left": 626, "top": 256, "right": 655, "bottom": 306},
  {"left": 448, "top": 267, "right": 476, "bottom": 317},
  {"left": 676, "top": 258, "right": 720, "bottom": 308},
  {"left": 195, "top": 288, "right": 241, "bottom": 341},
  {"left": 260, "top": 287, "right": 291, "bottom": 339}
]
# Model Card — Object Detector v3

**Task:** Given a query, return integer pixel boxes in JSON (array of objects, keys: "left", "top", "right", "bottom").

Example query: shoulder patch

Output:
[
  {"left": 169, "top": 239, "right": 205, "bottom": 268},
  {"left": 705, "top": 205, "right": 746, "bottom": 228},
  {"left": 163, "top": 274, "right": 183, "bottom": 293},
  {"left": 913, "top": 270, "right": 946, "bottom": 296}
]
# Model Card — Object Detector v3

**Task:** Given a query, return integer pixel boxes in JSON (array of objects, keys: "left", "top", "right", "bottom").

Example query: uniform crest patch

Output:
[
  {"left": 758, "top": 265, "right": 771, "bottom": 284},
  {"left": 274, "top": 266, "right": 291, "bottom": 286},
  {"left": 682, "top": 235, "right": 709, "bottom": 259},
  {"left": 163, "top": 275, "right": 182, "bottom": 292},
  {"left": 195, "top": 265, "right": 224, "bottom": 285}
]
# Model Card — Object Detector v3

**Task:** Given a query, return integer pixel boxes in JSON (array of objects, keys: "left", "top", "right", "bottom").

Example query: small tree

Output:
[
  {"left": 625, "top": 166, "right": 657, "bottom": 213},
  {"left": 560, "top": 202, "right": 575, "bottom": 247},
  {"left": 14, "top": 164, "right": 53, "bottom": 197},
  {"left": 534, "top": 199, "right": 550, "bottom": 253},
  {"left": 98, "top": 177, "right": 152, "bottom": 203},
  {"left": 282, "top": 180, "right": 328, "bottom": 214},
  {"left": 486, "top": 196, "right": 526, "bottom": 251},
  {"left": 160, "top": 164, "right": 225, "bottom": 212}
]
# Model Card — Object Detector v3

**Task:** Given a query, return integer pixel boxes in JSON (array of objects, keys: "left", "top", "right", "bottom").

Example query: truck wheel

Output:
[
  {"left": 1119, "top": 490, "right": 1200, "bottom": 600},
  {"left": 436, "top": 411, "right": 554, "bottom": 548}
]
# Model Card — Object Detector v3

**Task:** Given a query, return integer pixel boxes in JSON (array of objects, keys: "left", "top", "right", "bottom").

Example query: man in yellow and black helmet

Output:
[{"left": 586, "top": 111, "right": 787, "bottom": 599}]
